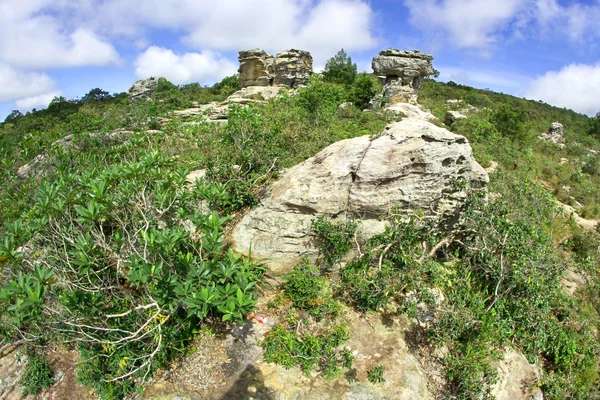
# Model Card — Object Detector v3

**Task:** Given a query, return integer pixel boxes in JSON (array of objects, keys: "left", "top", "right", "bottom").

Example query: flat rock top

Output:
[
  {"left": 378, "top": 49, "right": 434, "bottom": 60},
  {"left": 238, "top": 49, "right": 273, "bottom": 59}
]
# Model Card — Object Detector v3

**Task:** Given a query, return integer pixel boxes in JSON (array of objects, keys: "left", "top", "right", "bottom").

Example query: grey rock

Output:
[
  {"left": 369, "top": 49, "right": 435, "bottom": 108},
  {"left": 492, "top": 349, "right": 544, "bottom": 400},
  {"left": 538, "top": 122, "right": 564, "bottom": 144},
  {"left": 273, "top": 49, "right": 313, "bottom": 88},
  {"left": 238, "top": 49, "right": 313, "bottom": 89},
  {"left": 238, "top": 49, "right": 275, "bottom": 88},
  {"left": 231, "top": 119, "right": 488, "bottom": 274},
  {"left": 444, "top": 110, "right": 467, "bottom": 126},
  {"left": 128, "top": 77, "right": 159, "bottom": 101}
]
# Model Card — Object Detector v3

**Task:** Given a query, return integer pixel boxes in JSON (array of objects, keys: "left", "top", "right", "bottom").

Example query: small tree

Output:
[
  {"left": 347, "top": 73, "right": 379, "bottom": 110},
  {"left": 590, "top": 111, "right": 600, "bottom": 137},
  {"left": 323, "top": 49, "right": 357, "bottom": 86},
  {"left": 4, "top": 110, "right": 23, "bottom": 124},
  {"left": 81, "top": 88, "right": 111, "bottom": 103}
]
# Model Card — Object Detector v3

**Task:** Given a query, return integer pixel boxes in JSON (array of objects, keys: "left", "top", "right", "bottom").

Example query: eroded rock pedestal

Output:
[
  {"left": 128, "top": 77, "right": 159, "bottom": 101},
  {"left": 231, "top": 118, "right": 488, "bottom": 274},
  {"left": 372, "top": 49, "right": 435, "bottom": 106},
  {"left": 238, "top": 49, "right": 313, "bottom": 89}
]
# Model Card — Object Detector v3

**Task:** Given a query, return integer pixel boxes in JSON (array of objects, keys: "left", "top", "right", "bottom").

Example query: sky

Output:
[{"left": 1, "top": 0, "right": 600, "bottom": 120}]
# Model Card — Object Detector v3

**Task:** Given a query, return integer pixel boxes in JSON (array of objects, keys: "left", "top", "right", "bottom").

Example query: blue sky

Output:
[{"left": 1, "top": 0, "right": 600, "bottom": 120}]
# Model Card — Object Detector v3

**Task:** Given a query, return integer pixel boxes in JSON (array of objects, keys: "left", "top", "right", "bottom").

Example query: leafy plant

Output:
[{"left": 367, "top": 365, "right": 385, "bottom": 384}]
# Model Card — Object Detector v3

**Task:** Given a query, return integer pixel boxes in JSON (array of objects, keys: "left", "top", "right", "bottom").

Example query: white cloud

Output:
[
  {"left": 533, "top": 0, "right": 600, "bottom": 42},
  {"left": 403, "top": 0, "right": 600, "bottom": 51},
  {"left": 525, "top": 63, "right": 600, "bottom": 116},
  {"left": 16, "top": 91, "right": 62, "bottom": 111},
  {"left": 134, "top": 47, "right": 237, "bottom": 85},
  {"left": 0, "top": 63, "right": 57, "bottom": 103},
  {"left": 0, "top": 2, "right": 120, "bottom": 68},
  {"left": 404, "top": 0, "right": 526, "bottom": 50},
  {"left": 87, "top": 0, "right": 377, "bottom": 66}
]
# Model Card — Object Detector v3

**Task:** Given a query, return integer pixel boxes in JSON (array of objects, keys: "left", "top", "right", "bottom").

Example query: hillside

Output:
[{"left": 1, "top": 49, "right": 600, "bottom": 400}]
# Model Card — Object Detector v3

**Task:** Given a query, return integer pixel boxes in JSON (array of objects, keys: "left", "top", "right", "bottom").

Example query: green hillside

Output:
[{"left": 1, "top": 73, "right": 600, "bottom": 399}]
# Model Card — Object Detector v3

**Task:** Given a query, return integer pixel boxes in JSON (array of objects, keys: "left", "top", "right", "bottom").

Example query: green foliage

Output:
[
  {"left": 284, "top": 262, "right": 341, "bottom": 320},
  {"left": 490, "top": 103, "right": 527, "bottom": 139},
  {"left": 211, "top": 74, "right": 241, "bottom": 96},
  {"left": 311, "top": 216, "right": 357, "bottom": 265},
  {"left": 296, "top": 75, "right": 346, "bottom": 124},
  {"left": 367, "top": 365, "right": 385, "bottom": 384},
  {"left": 261, "top": 323, "right": 354, "bottom": 379},
  {"left": 19, "top": 351, "right": 54, "bottom": 396},
  {"left": 323, "top": 49, "right": 358, "bottom": 86},
  {"left": 347, "top": 73, "right": 379, "bottom": 110}
]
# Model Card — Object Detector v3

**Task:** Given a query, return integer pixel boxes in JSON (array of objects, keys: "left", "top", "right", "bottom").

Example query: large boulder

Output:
[
  {"left": 231, "top": 119, "right": 488, "bottom": 273},
  {"left": 238, "top": 49, "right": 275, "bottom": 88},
  {"left": 492, "top": 349, "right": 544, "bottom": 400},
  {"left": 128, "top": 77, "right": 159, "bottom": 101},
  {"left": 273, "top": 49, "right": 313, "bottom": 88}
]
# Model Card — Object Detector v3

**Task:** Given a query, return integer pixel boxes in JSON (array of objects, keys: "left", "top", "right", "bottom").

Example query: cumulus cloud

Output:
[
  {"left": 404, "top": 0, "right": 526, "bottom": 50},
  {"left": 88, "top": 0, "right": 377, "bottom": 66},
  {"left": 0, "top": 2, "right": 120, "bottom": 68},
  {"left": 134, "top": 47, "right": 237, "bottom": 85},
  {"left": 525, "top": 63, "right": 600, "bottom": 116},
  {"left": 534, "top": 0, "right": 600, "bottom": 42},
  {"left": 0, "top": 63, "right": 57, "bottom": 103},
  {"left": 16, "top": 91, "right": 62, "bottom": 111},
  {"left": 403, "top": 0, "right": 600, "bottom": 51}
]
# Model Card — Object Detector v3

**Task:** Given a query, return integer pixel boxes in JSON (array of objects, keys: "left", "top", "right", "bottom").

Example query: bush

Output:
[
  {"left": 347, "top": 73, "right": 379, "bottom": 110},
  {"left": 20, "top": 351, "right": 54, "bottom": 396},
  {"left": 295, "top": 75, "right": 346, "bottom": 124},
  {"left": 284, "top": 262, "right": 341, "bottom": 320}
]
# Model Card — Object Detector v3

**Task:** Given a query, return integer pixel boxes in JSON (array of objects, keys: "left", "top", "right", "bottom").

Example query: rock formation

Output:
[
  {"left": 238, "top": 49, "right": 313, "bottom": 89},
  {"left": 128, "top": 77, "right": 159, "bottom": 101},
  {"left": 231, "top": 118, "right": 488, "bottom": 274},
  {"left": 371, "top": 49, "right": 435, "bottom": 106},
  {"left": 238, "top": 49, "right": 275, "bottom": 88},
  {"left": 539, "top": 121, "right": 564, "bottom": 144}
]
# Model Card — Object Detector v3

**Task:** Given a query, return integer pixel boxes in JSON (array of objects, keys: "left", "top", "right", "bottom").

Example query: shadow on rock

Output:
[{"left": 217, "top": 364, "right": 274, "bottom": 400}]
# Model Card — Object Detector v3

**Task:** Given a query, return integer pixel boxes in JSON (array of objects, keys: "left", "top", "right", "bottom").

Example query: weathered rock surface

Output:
[
  {"left": 238, "top": 49, "right": 275, "bottom": 88},
  {"left": 231, "top": 119, "right": 488, "bottom": 273},
  {"left": 141, "top": 312, "right": 434, "bottom": 400},
  {"left": 491, "top": 349, "right": 544, "bottom": 400},
  {"left": 273, "top": 49, "right": 313, "bottom": 88},
  {"left": 386, "top": 103, "right": 436, "bottom": 121},
  {"left": 444, "top": 110, "right": 467, "bottom": 126},
  {"left": 238, "top": 49, "right": 313, "bottom": 89},
  {"left": 539, "top": 122, "right": 564, "bottom": 144},
  {"left": 128, "top": 77, "right": 159, "bottom": 101},
  {"left": 370, "top": 49, "right": 435, "bottom": 107}
]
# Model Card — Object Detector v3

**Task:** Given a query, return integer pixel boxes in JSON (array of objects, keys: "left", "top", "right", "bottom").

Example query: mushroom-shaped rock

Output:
[{"left": 231, "top": 119, "right": 488, "bottom": 274}]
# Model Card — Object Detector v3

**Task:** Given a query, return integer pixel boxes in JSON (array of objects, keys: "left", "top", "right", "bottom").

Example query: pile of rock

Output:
[
  {"left": 539, "top": 122, "right": 564, "bottom": 144},
  {"left": 238, "top": 49, "right": 312, "bottom": 89},
  {"left": 371, "top": 49, "right": 435, "bottom": 106},
  {"left": 128, "top": 77, "right": 159, "bottom": 101}
]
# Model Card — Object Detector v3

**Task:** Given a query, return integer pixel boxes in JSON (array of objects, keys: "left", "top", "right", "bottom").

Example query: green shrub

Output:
[
  {"left": 284, "top": 262, "right": 341, "bottom": 320},
  {"left": 296, "top": 75, "right": 346, "bottom": 124},
  {"left": 367, "top": 365, "right": 385, "bottom": 384},
  {"left": 311, "top": 216, "right": 357, "bottom": 266},
  {"left": 347, "top": 73, "right": 379, "bottom": 110},
  {"left": 20, "top": 351, "right": 54, "bottom": 396},
  {"left": 261, "top": 323, "right": 354, "bottom": 379}
]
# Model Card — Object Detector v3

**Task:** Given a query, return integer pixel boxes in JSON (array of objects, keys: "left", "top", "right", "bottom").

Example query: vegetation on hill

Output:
[{"left": 1, "top": 53, "right": 600, "bottom": 399}]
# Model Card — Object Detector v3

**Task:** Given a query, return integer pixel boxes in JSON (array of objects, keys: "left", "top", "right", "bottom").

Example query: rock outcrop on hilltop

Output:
[
  {"left": 231, "top": 118, "right": 488, "bottom": 274},
  {"left": 371, "top": 49, "right": 435, "bottom": 106},
  {"left": 238, "top": 49, "right": 313, "bottom": 89},
  {"left": 128, "top": 77, "right": 159, "bottom": 100}
]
